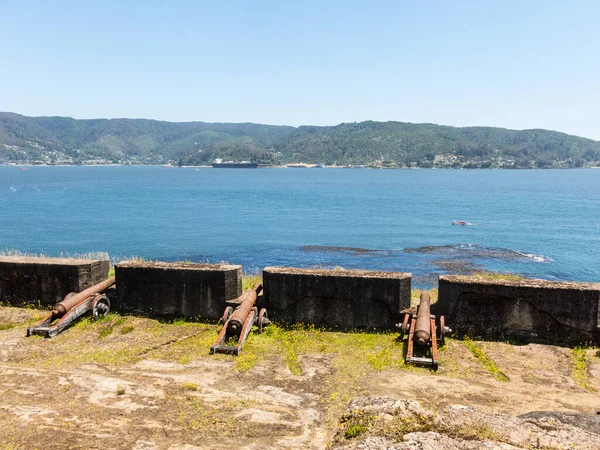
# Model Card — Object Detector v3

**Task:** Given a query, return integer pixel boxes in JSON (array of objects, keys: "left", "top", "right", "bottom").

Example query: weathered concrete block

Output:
[
  {"left": 263, "top": 267, "right": 411, "bottom": 329},
  {"left": 437, "top": 275, "right": 600, "bottom": 344},
  {"left": 115, "top": 262, "right": 242, "bottom": 319},
  {"left": 0, "top": 256, "right": 109, "bottom": 307}
]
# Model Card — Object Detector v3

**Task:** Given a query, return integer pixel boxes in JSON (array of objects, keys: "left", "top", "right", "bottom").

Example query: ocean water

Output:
[{"left": 1, "top": 166, "right": 599, "bottom": 288}]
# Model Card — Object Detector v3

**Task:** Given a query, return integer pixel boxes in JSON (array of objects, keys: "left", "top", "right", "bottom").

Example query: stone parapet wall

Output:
[
  {"left": 436, "top": 275, "right": 600, "bottom": 344},
  {"left": 263, "top": 267, "right": 411, "bottom": 330},
  {"left": 0, "top": 256, "right": 109, "bottom": 306},
  {"left": 115, "top": 261, "right": 242, "bottom": 319}
]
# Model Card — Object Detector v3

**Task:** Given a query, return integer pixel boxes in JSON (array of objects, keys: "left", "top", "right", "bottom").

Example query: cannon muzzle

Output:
[
  {"left": 414, "top": 292, "right": 431, "bottom": 345},
  {"left": 226, "top": 284, "right": 262, "bottom": 335}
]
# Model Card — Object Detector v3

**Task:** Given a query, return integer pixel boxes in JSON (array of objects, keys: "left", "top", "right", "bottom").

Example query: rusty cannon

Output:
[
  {"left": 211, "top": 283, "right": 270, "bottom": 355},
  {"left": 26, "top": 277, "right": 114, "bottom": 338},
  {"left": 397, "top": 292, "right": 451, "bottom": 370}
]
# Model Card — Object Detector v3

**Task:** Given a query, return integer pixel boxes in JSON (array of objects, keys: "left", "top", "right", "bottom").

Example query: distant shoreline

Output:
[
  {"left": 2, "top": 163, "right": 600, "bottom": 170},
  {"left": 3, "top": 112, "right": 599, "bottom": 170}
]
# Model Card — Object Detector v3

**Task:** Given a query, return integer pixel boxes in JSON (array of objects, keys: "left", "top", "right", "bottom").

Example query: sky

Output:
[{"left": 1, "top": 1, "right": 599, "bottom": 139}]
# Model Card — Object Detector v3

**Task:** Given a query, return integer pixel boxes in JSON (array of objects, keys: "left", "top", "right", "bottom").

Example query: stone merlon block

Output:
[
  {"left": 0, "top": 256, "right": 109, "bottom": 307},
  {"left": 263, "top": 267, "right": 411, "bottom": 330},
  {"left": 436, "top": 275, "right": 600, "bottom": 344},
  {"left": 115, "top": 261, "right": 242, "bottom": 319}
]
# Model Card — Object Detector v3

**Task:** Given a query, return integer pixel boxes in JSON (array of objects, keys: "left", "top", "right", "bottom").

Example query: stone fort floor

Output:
[{"left": 0, "top": 305, "right": 598, "bottom": 449}]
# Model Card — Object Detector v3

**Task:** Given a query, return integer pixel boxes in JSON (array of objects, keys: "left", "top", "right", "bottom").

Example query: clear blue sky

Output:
[{"left": 1, "top": 1, "right": 599, "bottom": 139}]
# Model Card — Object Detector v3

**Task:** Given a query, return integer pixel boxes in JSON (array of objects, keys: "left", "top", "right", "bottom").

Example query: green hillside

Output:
[
  {"left": 0, "top": 112, "right": 293, "bottom": 165},
  {"left": 1, "top": 112, "right": 599, "bottom": 168}
]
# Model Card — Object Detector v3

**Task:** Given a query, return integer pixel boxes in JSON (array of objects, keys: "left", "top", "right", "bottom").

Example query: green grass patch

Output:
[
  {"left": 98, "top": 325, "right": 114, "bottom": 339},
  {"left": 171, "top": 317, "right": 188, "bottom": 326},
  {"left": 96, "top": 315, "right": 127, "bottom": 338},
  {"left": 242, "top": 274, "right": 262, "bottom": 290},
  {"left": 180, "top": 381, "right": 198, "bottom": 391},
  {"left": 463, "top": 338, "right": 509, "bottom": 382},
  {"left": 234, "top": 351, "right": 258, "bottom": 372},
  {"left": 120, "top": 325, "right": 135, "bottom": 335},
  {"left": 147, "top": 325, "right": 217, "bottom": 365},
  {"left": 379, "top": 413, "right": 433, "bottom": 438},
  {"left": 366, "top": 349, "right": 393, "bottom": 371},
  {"left": 336, "top": 409, "right": 378, "bottom": 441},
  {"left": 34, "top": 314, "right": 210, "bottom": 367},
  {"left": 0, "top": 313, "right": 47, "bottom": 331},
  {"left": 571, "top": 347, "right": 595, "bottom": 391},
  {"left": 345, "top": 423, "right": 368, "bottom": 439},
  {"left": 450, "top": 421, "right": 505, "bottom": 441},
  {"left": 284, "top": 341, "right": 302, "bottom": 375},
  {"left": 169, "top": 397, "right": 252, "bottom": 437},
  {"left": 75, "top": 311, "right": 119, "bottom": 330},
  {"left": 45, "top": 343, "right": 148, "bottom": 367}
]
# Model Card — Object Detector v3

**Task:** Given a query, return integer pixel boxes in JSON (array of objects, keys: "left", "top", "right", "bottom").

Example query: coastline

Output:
[{"left": 3, "top": 163, "right": 600, "bottom": 170}]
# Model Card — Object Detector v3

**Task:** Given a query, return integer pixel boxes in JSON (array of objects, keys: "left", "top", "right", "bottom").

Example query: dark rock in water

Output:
[
  {"left": 403, "top": 243, "right": 546, "bottom": 262},
  {"left": 300, "top": 245, "right": 392, "bottom": 255}
]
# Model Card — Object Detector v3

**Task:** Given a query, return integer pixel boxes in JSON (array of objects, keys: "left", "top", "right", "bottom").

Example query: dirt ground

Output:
[{"left": 0, "top": 305, "right": 598, "bottom": 449}]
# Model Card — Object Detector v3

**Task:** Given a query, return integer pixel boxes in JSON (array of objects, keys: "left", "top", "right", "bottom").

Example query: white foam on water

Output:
[{"left": 514, "top": 250, "right": 552, "bottom": 263}]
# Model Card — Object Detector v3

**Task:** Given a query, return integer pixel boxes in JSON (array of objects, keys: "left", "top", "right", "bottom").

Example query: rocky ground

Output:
[
  {"left": 331, "top": 397, "right": 600, "bottom": 449},
  {"left": 0, "top": 305, "right": 598, "bottom": 449}
]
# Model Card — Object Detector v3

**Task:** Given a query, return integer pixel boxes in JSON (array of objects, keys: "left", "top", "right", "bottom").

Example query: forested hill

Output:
[
  {"left": 0, "top": 112, "right": 293, "bottom": 166},
  {"left": 1, "top": 112, "right": 599, "bottom": 168}
]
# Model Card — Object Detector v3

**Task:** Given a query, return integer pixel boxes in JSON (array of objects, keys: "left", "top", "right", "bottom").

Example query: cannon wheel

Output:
[
  {"left": 258, "top": 308, "right": 268, "bottom": 333},
  {"left": 439, "top": 316, "right": 446, "bottom": 346},
  {"left": 399, "top": 314, "right": 410, "bottom": 340},
  {"left": 91, "top": 294, "right": 111, "bottom": 320},
  {"left": 221, "top": 306, "right": 234, "bottom": 324}
]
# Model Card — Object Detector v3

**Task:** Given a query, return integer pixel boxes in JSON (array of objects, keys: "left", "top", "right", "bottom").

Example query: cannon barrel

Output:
[
  {"left": 52, "top": 277, "right": 115, "bottom": 318},
  {"left": 414, "top": 292, "right": 431, "bottom": 345},
  {"left": 227, "top": 284, "right": 262, "bottom": 336}
]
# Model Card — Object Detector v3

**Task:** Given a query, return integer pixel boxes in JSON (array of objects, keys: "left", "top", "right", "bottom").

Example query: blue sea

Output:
[{"left": 1, "top": 166, "right": 599, "bottom": 288}]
